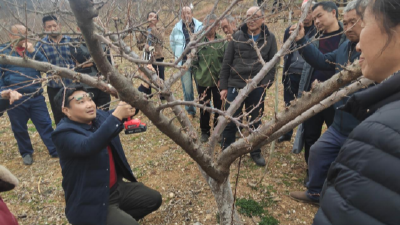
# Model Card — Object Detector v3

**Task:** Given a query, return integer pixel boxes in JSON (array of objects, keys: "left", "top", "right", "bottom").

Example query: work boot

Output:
[
  {"left": 289, "top": 191, "right": 319, "bottom": 205},
  {"left": 22, "top": 154, "right": 33, "bottom": 165},
  {"left": 200, "top": 133, "right": 210, "bottom": 143},
  {"left": 250, "top": 153, "right": 266, "bottom": 167},
  {"left": 277, "top": 135, "right": 291, "bottom": 143}
]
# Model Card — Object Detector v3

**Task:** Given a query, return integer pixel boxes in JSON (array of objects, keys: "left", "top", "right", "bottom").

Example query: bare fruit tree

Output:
[{"left": 0, "top": 0, "right": 369, "bottom": 224}]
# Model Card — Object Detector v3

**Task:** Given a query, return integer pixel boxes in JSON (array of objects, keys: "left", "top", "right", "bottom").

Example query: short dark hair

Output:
[
  {"left": 42, "top": 15, "right": 58, "bottom": 25},
  {"left": 312, "top": 1, "right": 339, "bottom": 19},
  {"left": 54, "top": 84, "right": 88, "bottom": 111},
  {"left": 147, "top": 11, "right": 159, "bottom": 20},
  {"left": 356, "top": 0, "right": 400, "bottom": 46}
]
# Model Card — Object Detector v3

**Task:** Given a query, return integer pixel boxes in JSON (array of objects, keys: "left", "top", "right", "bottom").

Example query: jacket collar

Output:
[
  {"left": 340, "top": 72, "right": 400, "bottom": 121},
  {"left": 238, "top": 23, "right": 270, "bottom": 39}
]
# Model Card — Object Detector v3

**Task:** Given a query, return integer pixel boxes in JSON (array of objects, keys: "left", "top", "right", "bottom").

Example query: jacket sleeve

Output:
[
  {"left": 265, "top": 34, "right": 278, "bottom": 88},
  {"left": 219, "top": 40, "right": 235, "bottom": 90},
  {"left": 52, "top": 114, "right": 124, "bottom": 158},
  {"left": 169, "top": 28, "right": 176, "bottom": 56},
  {"left": 297, "top": 37, "right": 336, "bottom": 71},
  {"left": 136, "top": 32, "right": 146, "bottom": 51},
  {"left": 28, "top": 49, "right": 48, "bottom": 62}
]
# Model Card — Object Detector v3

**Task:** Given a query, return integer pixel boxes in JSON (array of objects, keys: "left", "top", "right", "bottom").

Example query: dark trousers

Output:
[
  {"left": 138, "top": 58, "right": 165, "bottom": 97},
  {"left": 282, "top": 73, "right": 301, "bottom": 138},
  {"left": 306, "top": 126, "right": 347, "bottom": 201},
  {"left": 47, "top": 86, "right": 64, "bottom": 125},
  {"left": 197, "top": 86, "right": 222, "bottom": 135},
  {"left": 222, "top": 87, "right": 265, "bottom": 155},
  {"left": 107, "top": 181, "right": 162, "bottom": 225},
  {"left": 87, "top": 88, "right": 111, "bottom": 111},
  {"left": 303, "top": 106, "right": 335, "bottom": 164},
  {"left": 7, "top": 95, "right": 57, "bottom": 157}
]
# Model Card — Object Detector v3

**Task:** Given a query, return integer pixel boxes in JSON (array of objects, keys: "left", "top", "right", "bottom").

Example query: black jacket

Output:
[
  {"left": 313, "top": 72, "right": 400, "bottom": 225},
  {"left": 52, "top": 110, "right": 136, "bottom": 225},
  {"left": 219, "top": 23, "right": 278, "bottom": 90}
]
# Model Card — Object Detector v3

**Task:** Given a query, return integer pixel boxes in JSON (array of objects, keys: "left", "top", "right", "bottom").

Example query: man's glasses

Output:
[{"left": 69, "top": 92, "right": 94, "bottom": 103}]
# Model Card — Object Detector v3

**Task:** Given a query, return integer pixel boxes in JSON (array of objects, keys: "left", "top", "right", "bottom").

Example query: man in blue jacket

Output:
[
  {"left": 278, "top": 1, "right": 317, "bottom": 143},
  {"left": 0, "top": 24, "right": 58, "bottom": 165},
  {"left": 170, "top": 6, "right": 203, "bottom": 119},
  {"left": 289, "top": 1, "right": 363, "bottom": 204},
  {"left": 51, "top": 84, "right": 161, "bottom": 225}
]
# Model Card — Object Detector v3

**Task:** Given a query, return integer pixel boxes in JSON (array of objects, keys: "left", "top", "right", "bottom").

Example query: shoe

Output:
[
  {"left": 289, "top": 191, "right": 319, "bottom": 205},
  {"left": 22, "top": 154, "right": 33, "bottom": 165},
  {"left": 277, "top": 135, "right": 291, "bottom": 143},
  {"left": 250, "top": 153, "right": 266, "bottom": 167},
  {"left": 303, "top": 169, "right": 309, "bottom": 187},
  {"left": 200, "top": 133, "right": 210, "bottom": 143}
]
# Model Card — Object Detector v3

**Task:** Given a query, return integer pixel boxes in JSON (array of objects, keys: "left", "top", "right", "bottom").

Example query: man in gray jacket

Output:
[{"left": 219, "top": 6, "right": 278, "bottom": 166}]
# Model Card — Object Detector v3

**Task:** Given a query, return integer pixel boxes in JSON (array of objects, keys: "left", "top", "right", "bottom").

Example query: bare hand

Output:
[
  {"left": 145, "top": 44, "right": 150, "bottom": 51},
  {"left": 1, "top": 89, "right": 22, "bottom": 104},
  {"left": 289, "top": 23, "right": 305, "bottom": 42},
  {"left": 220, "top": 89, "right": 227, "bottom": 101},
  {"left": 21, "top": 42, "right": 35, "bottom": 53},
  {"left": 112, "top": 101, "right": 136, "bottom": 121},
  {"left": 81, "top": 62, "right": 94, "bottom": 68}
]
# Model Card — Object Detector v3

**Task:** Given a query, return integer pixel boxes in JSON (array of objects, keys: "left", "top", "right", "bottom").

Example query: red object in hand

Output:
[{"left": 124, "top": 118, "right": 147, "bottom": 134}]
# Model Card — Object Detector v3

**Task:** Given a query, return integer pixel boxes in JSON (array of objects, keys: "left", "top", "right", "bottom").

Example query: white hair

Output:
[{"left": 343, "top": 0, "right": 358, "bottom": 13}]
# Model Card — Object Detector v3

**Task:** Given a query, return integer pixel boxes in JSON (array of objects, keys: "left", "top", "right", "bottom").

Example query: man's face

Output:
[
  {"left": 181, "top": 7, "right": 193, "bottom": 23},
  {"left": 312, "top": 6, "right": 337, "bottom": 32},
  {"left": 220, "top": 18, "right": 235, "bottom": 35},
  {"left": 205, "top": 19, "right": 217, "bottom": 37},
  {"left": 44, "top": 20, "right": 60, "bottom": 38},
  {"left": 62, "top": 90, "right": 96, "bottom": 124},
  {"left": 303, "top": 6, "right": 314, "bottom": 26},
  {"left": 148, "top": 12, "right": 158, "bottom": 26},
  {"left": 343, "top": 9, "right": 362, "bottom": 42},
  {"left": 9, "top": 26, "right": 27, "bottom": 47},
  {"left": 246, "top": 8, "right": 264, "bottom": 34}
]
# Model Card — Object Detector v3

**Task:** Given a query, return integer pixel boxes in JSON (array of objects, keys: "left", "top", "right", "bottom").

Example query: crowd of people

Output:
[{"left": 0, "top": 0, "right": 400, "bottom": 224}]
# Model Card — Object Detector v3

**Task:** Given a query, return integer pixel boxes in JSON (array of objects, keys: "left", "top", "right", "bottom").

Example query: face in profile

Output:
[
  {"left": 312, "top": 6, "right": 337, "bottom": 32},
  {"left": 357, "top": 7, "right": 400, "bottom": 83},
  {"left": 220, "top": 18, "right": 235, "bottom": 35}
]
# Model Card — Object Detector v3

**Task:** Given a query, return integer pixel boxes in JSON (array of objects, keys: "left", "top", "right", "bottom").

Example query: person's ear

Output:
[{"left": 62, "top": 107, "right": 70, "bottom": 118}]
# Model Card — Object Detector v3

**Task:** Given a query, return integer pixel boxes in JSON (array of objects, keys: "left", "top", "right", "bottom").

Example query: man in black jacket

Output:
[
  {"left": 51, "top": 85, "right": 161, "bottom": 225},
  {"left": 289, "top": 1, "right": 363, "bottom": 204},
  {"left": 219, "top": 6, "right": 278, "bottom": 166},
  {"left": 278, "top": 1, "right": 317, "bottom": 143}
]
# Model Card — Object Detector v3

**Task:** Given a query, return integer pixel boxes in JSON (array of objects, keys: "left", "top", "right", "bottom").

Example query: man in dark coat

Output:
[
  {"left": 51, "top": 84, "right": 162, "bottom": 225},
  {"left": 289, "top": 1, "right": 363, "bottom": 204},
  {"left": 0, "top": 24, "right": 58, "bottom": 165},
  {"left": 219, "top": 6, "right": 278, "bottom": 166},
  {"left": 278, "top": 0, "right": 317, "bottom": 143}
]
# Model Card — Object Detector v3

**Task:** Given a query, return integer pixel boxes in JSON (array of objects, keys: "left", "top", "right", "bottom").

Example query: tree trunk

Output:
[{"left": 200, "top": 169, "right": 243, "bottom": 225}]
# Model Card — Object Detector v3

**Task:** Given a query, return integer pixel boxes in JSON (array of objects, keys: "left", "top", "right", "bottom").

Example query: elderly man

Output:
[
  {"left": 170, "top": 6, "right": 203, "bottom": 119},
  {"left": 220, "top": 14, "right": 237, "bottom": 35},
  {"left": 35, "top": 15, "right": 75, "bottom": 125},
  {"left": 192, "top": 14, "right": 226, "bottom": 142},
  {"left": 278, "top": 1, "right": 317, "bottom": 143},
  {"left": 289, "top": 1, "right": 364, "bottom": 204},
  {"left": 0, "top": 24, "right": 58, "bottom": 165},
  {"left": 219, "top": 6, "right": 278, "bottom": 166}
]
